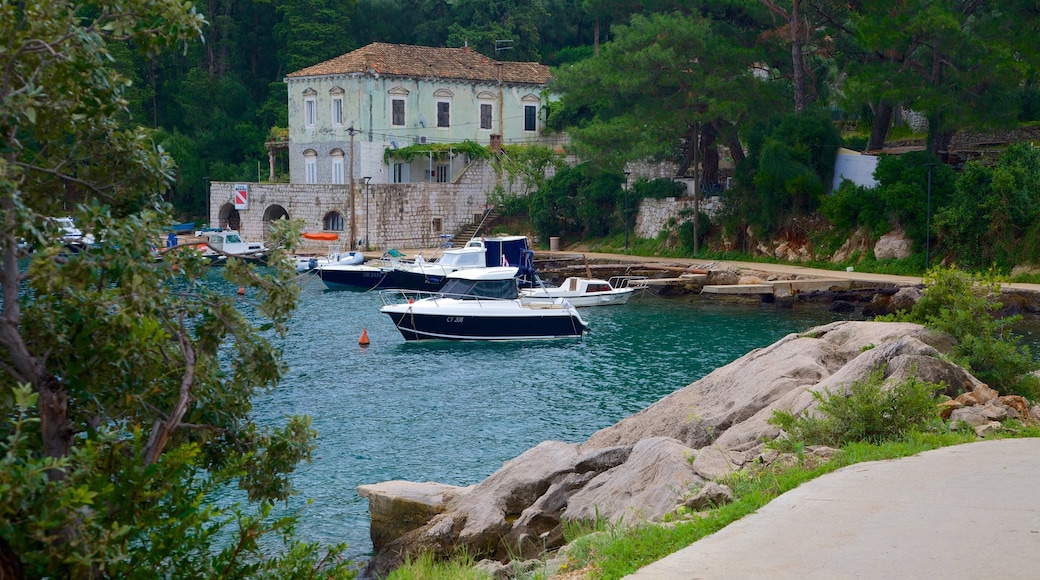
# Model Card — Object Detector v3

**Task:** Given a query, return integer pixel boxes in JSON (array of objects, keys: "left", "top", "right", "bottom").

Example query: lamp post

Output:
[
  {"left": 623, "top": 171, "right": 631, "bottom": 252},
  {"left": 362, "top": 176, "right": 372, "bottom": 251},
  {"left": 924, "top": 163, "right": 935, "bottom": 271}
]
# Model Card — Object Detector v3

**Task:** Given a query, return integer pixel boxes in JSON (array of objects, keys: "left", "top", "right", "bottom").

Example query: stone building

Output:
[{"left": 210, "top": 42, "right": 562, "bottom": 251}]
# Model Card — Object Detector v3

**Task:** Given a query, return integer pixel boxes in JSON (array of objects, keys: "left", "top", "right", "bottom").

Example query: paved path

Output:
[{"left": 624, "top": 438, "right": 1040, "bottom": 579}]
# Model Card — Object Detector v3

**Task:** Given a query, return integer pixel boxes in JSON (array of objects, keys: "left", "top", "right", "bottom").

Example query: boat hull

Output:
[
  {"left": 381, "top": 299, "right": 587, "bottom": 341},
  {"left": 318, "top": 265, "right": 393, "bottom": 290}
]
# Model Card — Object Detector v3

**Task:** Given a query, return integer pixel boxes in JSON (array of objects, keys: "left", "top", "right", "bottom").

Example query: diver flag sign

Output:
[{"left": 233, "top": 183, "right": 249, "bottom": 209}]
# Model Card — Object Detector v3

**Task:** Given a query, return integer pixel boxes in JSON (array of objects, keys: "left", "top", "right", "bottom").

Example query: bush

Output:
[
  {"left": 885, "top": 267, "right": 1040, "bottom": 400},
  {"left": 769, "top": 367, "right": 943, "bottom": 447}
]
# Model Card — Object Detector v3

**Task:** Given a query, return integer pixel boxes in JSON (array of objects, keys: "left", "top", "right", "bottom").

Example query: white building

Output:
[{"left": 284, "top": 42, "right": 555, "bottom": 187}]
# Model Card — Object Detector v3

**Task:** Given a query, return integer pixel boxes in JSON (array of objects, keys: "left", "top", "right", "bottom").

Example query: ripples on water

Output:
[{"left": 240, "top": 273, "right": 850, "bottom": 559}]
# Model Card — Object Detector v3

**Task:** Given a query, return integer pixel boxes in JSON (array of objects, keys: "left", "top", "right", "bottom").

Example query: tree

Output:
[
  {"left": 0, "top": 0, "right": 351, "bottom": 576},
  {"left": 839, "top": 1, "right": 1030, "bottom": 158},
  {"left": 550, "top": 11, "right": 776, "bottom": 177}
]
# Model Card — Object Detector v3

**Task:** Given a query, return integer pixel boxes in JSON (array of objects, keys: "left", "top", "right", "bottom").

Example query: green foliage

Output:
[
  {"left": 387, "top": 550, "right": 489, "bottom": 580},
  {"left": 0, "top": 0, "right": 352, "bottom": 574},
  {"left": 528, "top": 162, "right": 622, "bottom": 240},
  {"left": 768, "top": 367, "right": 943, "bottom": 448},
  {"left": 935, "top": 144, "right": 1040, "bottom": 269},
  {"left": 721, "top": 110, "right": 841, "bottom": 236},
  {"left": 384, "top": 140, "right": 491, "bottom": 165},
  {"left": 887, "top": 267, "right": 1040, "bottom": 400}
]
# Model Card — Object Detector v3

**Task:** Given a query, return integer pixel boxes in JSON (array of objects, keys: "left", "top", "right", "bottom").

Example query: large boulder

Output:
[
  {"left": 874, "top": 229, "right": 913, "bottom": 260},
  {"left": 362, "top": 321, "right": 974, "bottom": 577}
]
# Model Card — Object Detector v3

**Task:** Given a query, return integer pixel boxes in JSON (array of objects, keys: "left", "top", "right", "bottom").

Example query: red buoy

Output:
[
  {"left": 359, "top": 328, "right": 370, "bottom": 346},
  {"left": 237, "top": 287, "right": 245, "bottom": 295}
]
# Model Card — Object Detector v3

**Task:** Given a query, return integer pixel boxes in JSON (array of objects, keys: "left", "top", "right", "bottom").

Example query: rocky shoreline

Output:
[{"left": 356, "top": 320, "right": 1040, "bottom": 578}]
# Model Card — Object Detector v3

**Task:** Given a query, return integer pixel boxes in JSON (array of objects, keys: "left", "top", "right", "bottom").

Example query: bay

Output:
[{"left": 244, "top": 274, "right": 851, "bottom": 561}]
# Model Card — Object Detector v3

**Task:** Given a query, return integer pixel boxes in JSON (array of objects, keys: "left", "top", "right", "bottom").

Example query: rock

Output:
[
  {"left": 938, "top": 400, "right": 964, "bottom": 419},
  {"left": 949, "top": 406, "right": 990, "bottom": 428},
  {"left": 829, "top": 300, "right": 856, "bottom": 313},
  {"left": 582, "top": 322, "right": 956, "bottom": 452},
  {"left": 831, "top": 228, "right": 872, "bottom": 263},
  {"left": 888, "top": 286, "right": 924, "bottom": 313},
  {"left": 975, "top": 421, "right": 1002, "bottom": 437},
  {"left": 690, "top": 445, "right": 738, "bottom": 480},
  {"left": 874, "top": 229, "right": 913, "bottom": 260},
  {"left": 356, "top": 480, "right": 467, "bottom": 550},
  {"left": 683, "top": 482, "right": 734, "bottom": 511},
  {"left": 564, "top": 437, "right": 704, "bottom": 525},
  {"left": 806, "top": 445, "right": 838, "bottom": 459},
  {"left": 971, "top": 384, "right": 1000, "bottom": 405},
  {"left": 998, "top": 396, "right": 1031, "bottom": 419}
]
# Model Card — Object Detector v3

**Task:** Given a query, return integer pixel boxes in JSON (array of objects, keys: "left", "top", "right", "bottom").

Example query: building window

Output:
[
  {"left": 432, "top": 218, "right": 442, "bottom": 233},
  {"left": 392, "top": 99, "right": 405, "bottom": 126},
  {"left": 435, "top": 165, "right": 448, "bottom": 183},
  {"left": 479, "top": 103, "right": 493, "bottom": 130},
  {"left": 524, "top": 104, "right": 537, "bottom": 132},
  {"left": 324, "top": 212, "right": 344, "bottom": 231},
  {"left": 304, "top": 151, "right": 317, "bottom": 184},
  {"left": 331, "top": 152, "right": 344, "bottom": 184},
  {"left": 436, "top": 101, "right": 450, "bottom": 128},
  {"left": 331, "top": 96, "right": 343, "bottom": 126},
  {"left": 305, "top": 97, "right": 316, "bottom": 128},
  {"left": 393, "top": 163, "right": 404, "bottom": 183}
]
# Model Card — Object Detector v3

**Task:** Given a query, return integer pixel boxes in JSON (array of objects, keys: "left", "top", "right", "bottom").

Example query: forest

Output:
[{"left": 128, "top": 0, "right": 1040, "bottom": 271}]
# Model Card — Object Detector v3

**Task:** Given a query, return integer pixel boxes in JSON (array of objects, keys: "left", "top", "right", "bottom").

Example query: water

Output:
[{"left": 245, "top": 274, "right": 850, "bottom": 560}]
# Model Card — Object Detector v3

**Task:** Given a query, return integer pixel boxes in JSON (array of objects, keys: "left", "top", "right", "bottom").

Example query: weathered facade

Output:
[
  {"left": 209, "top": 159, "right": 500, "bottom": 254},
  {"left": 283, "top": 42, "right": 555, "bottom": 188}
]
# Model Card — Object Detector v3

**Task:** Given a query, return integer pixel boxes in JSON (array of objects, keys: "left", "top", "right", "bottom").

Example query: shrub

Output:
[
  {"left": 769, "top": 367, "right": 943, "bottom": 447},
  {"left": 881, "top": 267, "right": 1040, "bottom": 400}
]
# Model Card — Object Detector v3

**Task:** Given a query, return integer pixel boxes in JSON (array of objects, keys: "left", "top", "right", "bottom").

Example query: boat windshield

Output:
[
  {"left": 225, "top": 233, "right": 242, "bottom": 243},
  {"left": 440, "top": 278, "right": 518, "bottom": 300},
  {"left": 437, "top": 250, "right": 485, "bottom": 268}
]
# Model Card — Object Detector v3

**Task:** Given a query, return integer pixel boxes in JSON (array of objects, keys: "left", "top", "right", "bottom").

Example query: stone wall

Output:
[
  {"left": 210, "top": 160, "right": 495, "bottom": 254},
  {"left": 635, "top": 195, "right": 723, "bottom": 239}
]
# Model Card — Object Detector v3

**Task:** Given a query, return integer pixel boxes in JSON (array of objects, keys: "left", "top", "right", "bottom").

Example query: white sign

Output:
[{"left": 233, "top": 183, "right": 249, "bottom": 209}]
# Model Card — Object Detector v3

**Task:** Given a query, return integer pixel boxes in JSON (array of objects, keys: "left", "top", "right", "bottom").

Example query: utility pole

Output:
[{"left": 348, "top": 125, "right": 358, "bottom": 250}]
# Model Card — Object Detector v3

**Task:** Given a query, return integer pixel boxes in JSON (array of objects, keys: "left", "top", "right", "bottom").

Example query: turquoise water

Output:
[{"left": 247, "top": 275, "right": 849, "bottom": 560}]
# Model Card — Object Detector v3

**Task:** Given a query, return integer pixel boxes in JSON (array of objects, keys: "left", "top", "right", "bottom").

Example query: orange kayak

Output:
[{"left": 303, "top": 232, "right": 339, "bottom": 241}]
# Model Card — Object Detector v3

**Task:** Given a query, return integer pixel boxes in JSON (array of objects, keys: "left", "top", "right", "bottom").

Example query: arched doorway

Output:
[
  {"left": 263, "top": 204, "right": 290, "bottom": 241},
  {"left": 218, "top": 204, "right": 241, "bottom": 231}
]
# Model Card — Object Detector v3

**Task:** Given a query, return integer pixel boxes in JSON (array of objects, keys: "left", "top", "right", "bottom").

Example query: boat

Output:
[
  {"left": 302, "top": 232, "right": 339, "bottom": 241},
  {"left": 385, "top": 235, "right": 538, "bottom": 291},
  {"left": 380, "top": 266, "right": 588, "bottom": 341},
  {"left": 170, "top": 221, "right": 195, "bottom": 234},
  {"left": 294, "top": 251, "right": 363, "bottom": 273},
  {"left": 520, "top": 275, "right": 639, "bottom": 307},
  {"left": 196, "top": 229, "right": 268, "bottom": 264},
  {"left": 316, "top": 256, "right": 395, "bottom": 290}
]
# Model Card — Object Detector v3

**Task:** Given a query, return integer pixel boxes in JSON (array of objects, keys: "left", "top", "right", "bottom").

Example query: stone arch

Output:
[
  {"left": 218, "top": 203, "right": 241, "bottom": 231},
  {"left": 263, "top": 204, "right": 290, "bottom": 239}
]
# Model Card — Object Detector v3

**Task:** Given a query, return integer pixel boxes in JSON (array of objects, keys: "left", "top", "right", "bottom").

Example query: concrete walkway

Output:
[{"left": 625, "top": 438, "right": 1040, "bottom": 579}]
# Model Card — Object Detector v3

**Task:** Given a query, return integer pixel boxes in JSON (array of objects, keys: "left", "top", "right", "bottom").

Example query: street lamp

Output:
[
  {"left": 924, "top": 163, "right": 935, "bottom": 271},
  {"left": 362, "top": 176, "right": 372, "bottom": 252},
  {"left": 623, "top": 171, "right": 631, "bottom": 252}
]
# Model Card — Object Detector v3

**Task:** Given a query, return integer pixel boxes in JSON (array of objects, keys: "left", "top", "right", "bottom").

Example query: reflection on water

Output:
[{"left": 242, "top": 275, "right": 852, "bottom": 558}]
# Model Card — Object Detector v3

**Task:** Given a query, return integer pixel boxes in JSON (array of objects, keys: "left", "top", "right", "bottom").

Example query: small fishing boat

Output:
[
  {"left": 196, "top": 229, "right": 268, "bottom": 264},
  {"left": 380, "top": 266, "right": 588, "bottom": 341},
  {"left": 520, "top": 276, "right": 639, "bottom": 307},
  {"left": 316, "top": 258, "right": 395, "bottom": 290},
  {"left": 170, "top": 221, "right": 195, "bottom": 234}
]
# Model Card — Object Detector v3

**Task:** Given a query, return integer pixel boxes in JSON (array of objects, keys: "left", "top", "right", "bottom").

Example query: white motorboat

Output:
[
  {"left": 196, "top": 229, "right": 267, "bottom": 263},
  {"left": 520, "top": 276, "right": 639, "bottom": 307},
  {"left": 380, "top": 266, "right": 588, "bottom": 341},
  {"left": 294, "top": 251, "right": 364, "bottom": 273}
]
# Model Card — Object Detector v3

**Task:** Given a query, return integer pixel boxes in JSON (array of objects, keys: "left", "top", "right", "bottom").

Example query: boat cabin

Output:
[{"left": 438, "top": 266, "right": 520, "bottom": 300}]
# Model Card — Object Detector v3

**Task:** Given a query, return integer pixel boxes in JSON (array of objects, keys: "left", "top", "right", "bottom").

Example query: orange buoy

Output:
[
  {"left": 408, "top": 297, "right": 413, "bottom": 304},
  {"left": 237, "top": 287, "right": 245, "bottom": 295},
  {"left": 359, "top": 328, "right": 370, "bottom": 346}
]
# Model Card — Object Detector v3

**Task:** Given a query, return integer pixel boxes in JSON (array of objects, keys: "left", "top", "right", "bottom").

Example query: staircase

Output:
[{"left": 452, "top": 205, "right": 500, "bottom": 247}]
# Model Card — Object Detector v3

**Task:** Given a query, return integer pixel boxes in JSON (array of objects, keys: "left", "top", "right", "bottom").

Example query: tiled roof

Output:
[{"left": 285, "top": 42, "right": 550, "bottom": 85}]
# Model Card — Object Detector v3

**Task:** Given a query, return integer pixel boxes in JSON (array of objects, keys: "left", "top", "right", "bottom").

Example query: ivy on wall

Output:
[{"left": 383, "top": 139, "right": 491, "bottom": 165}]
